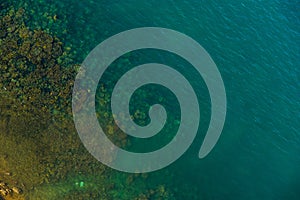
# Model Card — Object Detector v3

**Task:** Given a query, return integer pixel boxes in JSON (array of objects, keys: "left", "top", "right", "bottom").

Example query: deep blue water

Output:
[{"left": 5, "top": 0, "right": 299, "bottom": 199}]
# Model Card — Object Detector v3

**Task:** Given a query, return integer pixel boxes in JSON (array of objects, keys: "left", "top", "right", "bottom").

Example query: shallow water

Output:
[{"left": 1, "top": 0, "right": 300, "bottom": 199}]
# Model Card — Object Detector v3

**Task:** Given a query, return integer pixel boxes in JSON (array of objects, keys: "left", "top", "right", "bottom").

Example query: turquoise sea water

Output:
[
  {"left": 3, "top": 0, "right": 300, "bottom": 199},
  {"left": 76, "top": 1, "right": 300, "bottom": 199}
]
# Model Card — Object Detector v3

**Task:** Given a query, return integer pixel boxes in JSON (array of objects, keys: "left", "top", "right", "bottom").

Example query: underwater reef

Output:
[
  {"left": 0, "top": 6, "right": 175, "bottom": 200},
  {"left": 0, "top": 7, "right": 75, "bottom": 119}
]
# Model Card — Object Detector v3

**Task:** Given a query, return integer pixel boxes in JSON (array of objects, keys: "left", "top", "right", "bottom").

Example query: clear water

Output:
[
  {"left": 3, "top": 0, "right": 300, "bottom": 199},
  {"left": 73, "top": 1, "right": 300, "bottom": 199}
]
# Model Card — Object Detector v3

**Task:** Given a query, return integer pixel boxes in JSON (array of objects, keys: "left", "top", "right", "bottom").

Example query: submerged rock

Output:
[{"left": 0, "top": 8, "right": 76, "bottom": 119}]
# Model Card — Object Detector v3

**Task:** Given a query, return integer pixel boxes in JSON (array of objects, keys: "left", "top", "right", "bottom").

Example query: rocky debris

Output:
[{"left": 0, "top": 181, "right": 22, "bottom": 199}]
